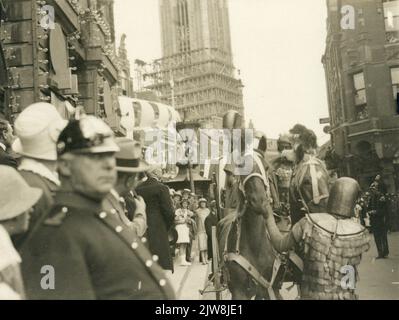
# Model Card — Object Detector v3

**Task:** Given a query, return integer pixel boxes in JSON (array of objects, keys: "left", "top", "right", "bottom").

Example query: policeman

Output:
[{"left": 20, "top": 116, "right": 175, "bottom": 300}]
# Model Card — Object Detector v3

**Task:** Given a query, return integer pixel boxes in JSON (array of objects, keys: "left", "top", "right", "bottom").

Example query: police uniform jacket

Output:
[{"left": 20, "top": 190, "right": 175, "bottom": 300}]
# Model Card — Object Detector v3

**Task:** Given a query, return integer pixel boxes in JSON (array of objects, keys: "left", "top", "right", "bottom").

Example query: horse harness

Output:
[{"left": 223, "top": 152, "right": 303, "bottom": 300}]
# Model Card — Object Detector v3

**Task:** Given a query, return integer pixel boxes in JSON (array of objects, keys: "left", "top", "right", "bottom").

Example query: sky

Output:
[{"left": 114, "top": 0, "right": 330, "bottom": 144}]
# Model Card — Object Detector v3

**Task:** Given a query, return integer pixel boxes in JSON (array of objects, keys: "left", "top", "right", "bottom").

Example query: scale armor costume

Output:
[
  {"left": 298, "top": 214, "right": 370, "bottom": 300},
  {"left": 297, "top": 178, "right": 371, "bottom": 300}
]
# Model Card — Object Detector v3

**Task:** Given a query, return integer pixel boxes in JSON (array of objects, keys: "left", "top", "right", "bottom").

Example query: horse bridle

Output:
[
  {"left": 241, "top": 152, "right": 272, "bottom": 203},
  {"left": 292, "top": 156, "right": 329, "bottom": 214}
]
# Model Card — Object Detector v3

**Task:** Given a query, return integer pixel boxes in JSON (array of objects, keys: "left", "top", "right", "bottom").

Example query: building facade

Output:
[
  {"left": 323, "top": 0, "right": 399, "bottom": 191},
  {"left": 146, "top": 0, "right": 244, "bottom": 129},
  {"left": 1, "top": 0, "right": 125, "bottom": 135}
]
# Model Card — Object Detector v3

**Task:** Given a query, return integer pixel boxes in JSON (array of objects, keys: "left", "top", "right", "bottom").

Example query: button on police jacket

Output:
[{"left": 20, "top": 191, "right": 175, "bottom": 300}]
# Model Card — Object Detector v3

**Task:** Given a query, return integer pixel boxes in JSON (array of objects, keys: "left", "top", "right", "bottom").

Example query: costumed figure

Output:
[{"left": 264, "top": 177, "right": 371, "bottom": 300}]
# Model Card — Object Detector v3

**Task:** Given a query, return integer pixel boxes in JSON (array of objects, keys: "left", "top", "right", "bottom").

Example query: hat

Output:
[
  {"left": 57, "top": 116, "right": 120, "bottom": 156},
  {"left": 173, "top": 191, "right": 182, "bottom": 198},
  {"left": 115, "top": 138, "right": 152, "bottom": 173},
  {"left": 169, "top": 188, "right": 176, "bottom": 196},
  {"left": 146, "top": 165, "right": 163, "bottom": 179},
  {"left": 0, "top": 166, "right": 42, "bottom": 221},
  {"left": 198, "top": 198, "right": 207, "bottom": 204},
  {"left": 12, "top": 103, "right": 68, "bottom": 161},
  {"left": 183, "top": 189, "right": 191, "bottom": 195}
]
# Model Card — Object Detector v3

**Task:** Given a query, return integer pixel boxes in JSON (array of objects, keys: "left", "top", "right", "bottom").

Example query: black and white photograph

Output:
[{"left": 0, "top": 0, "right": 398, "bottom": 304}]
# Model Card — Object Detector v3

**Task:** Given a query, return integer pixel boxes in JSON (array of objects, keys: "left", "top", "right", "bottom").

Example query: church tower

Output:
[{"left": 146, "top": 0, "right": 244, "bottom": 128}]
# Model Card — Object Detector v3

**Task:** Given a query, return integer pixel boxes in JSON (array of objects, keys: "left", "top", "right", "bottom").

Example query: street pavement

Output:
[
  {"left": 169, "top": 256, "right": 209, "bottom": 300},
  {"left": 357, "top": 232, "right": 399, "bottom": 300},
  {"left": 169, "top": 232, "right": 399, "bottom": 300}
]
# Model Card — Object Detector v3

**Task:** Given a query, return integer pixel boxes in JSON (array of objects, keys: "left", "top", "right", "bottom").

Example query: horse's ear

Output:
[{"left": 258, "top": 135, "right": 267, "bottom": 153}]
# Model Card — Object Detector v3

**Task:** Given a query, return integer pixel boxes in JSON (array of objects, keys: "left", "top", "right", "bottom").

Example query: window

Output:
[
  {"left": 176, "top": 0, "right": 190, "bottom": 53},
  {"left": 353, "top": 73, "right": 367, "bottom": 106},
  {"left": 120, "top": 71, "right": 129, "bottom": 96},
  {"left": 391, "top": 67, "right": 399, "bottom": 100},
  {"left": 384, "top": 1, "right": 399, "bottom": 31},
  {"left": 353, "top": 72, "right": 368, "bottom": 121},
  {"left": 384, "top": 0, "right": 399, "bottom": 43}
]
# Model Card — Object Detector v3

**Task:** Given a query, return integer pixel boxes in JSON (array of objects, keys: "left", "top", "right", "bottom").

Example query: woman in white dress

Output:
[
  {"left": 174, "top": 200, "right": 193, "bottom": 266},
  {"left": 195, "top": 199, "right": 210, "bottom": 265}
]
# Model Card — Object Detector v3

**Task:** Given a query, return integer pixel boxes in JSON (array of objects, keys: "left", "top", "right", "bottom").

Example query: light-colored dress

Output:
[
  {"left": 196, "top": 208, "right": 210, "bottom": 251},
  {"left": 175, "top": 209, "right": 191, "bottom": 244}
]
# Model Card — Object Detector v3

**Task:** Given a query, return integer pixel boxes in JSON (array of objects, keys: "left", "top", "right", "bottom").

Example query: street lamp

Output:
[{"left": 176, "top": 121, "right": 201, "bottom": 194}]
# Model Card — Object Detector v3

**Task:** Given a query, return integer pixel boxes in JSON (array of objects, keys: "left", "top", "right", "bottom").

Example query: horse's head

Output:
[
  {"left": 237, "top": 151, "right": 275, "bottom": 218},
  {"left": 290, "top": 155, "right": 330, "bottom": 223}
]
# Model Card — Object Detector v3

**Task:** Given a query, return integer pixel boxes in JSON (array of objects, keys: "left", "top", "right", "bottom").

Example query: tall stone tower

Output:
[{"left": 146, "top": 0, "right": 244, "bottom": 128}]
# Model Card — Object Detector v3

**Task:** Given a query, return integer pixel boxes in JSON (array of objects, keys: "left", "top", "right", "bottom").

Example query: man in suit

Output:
[
  {"left": 0, "top": 119, "right": 17, "bottom": 168},
  {"left": 136, "top": 166, "right": 175, "bottom": 273},
  {"left": 368, "top": 184, "right": 389, "bottom": 259},
  {"left": 21, "top": 116, "right": 175, "bottom": 300},
  {"left": 102, "top": 138, "right": 148, "bottom": 238}
]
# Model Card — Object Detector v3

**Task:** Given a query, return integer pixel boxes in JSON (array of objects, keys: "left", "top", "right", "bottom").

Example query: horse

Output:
[
  {"left": 217, "top": 150, "right": 288, "bottom": 300},
  {"left": 289, "top": 153, "right": 330, "bottom": 225}
]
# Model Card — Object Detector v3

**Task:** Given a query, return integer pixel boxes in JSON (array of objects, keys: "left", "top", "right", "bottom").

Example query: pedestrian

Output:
[
  {"left": 172, "top": 191, "right": 182, "bottom": 210},
  {"left": 136, "top": 165, "right": 175, "bottom": 274},
  {"left": 0, "top": 119, "right": 17, "bottom": 168},
  {"left": 20, "top": 116, "right": 175, "bottom": 300},
  {"left": 368, "top": 185, "right": 389, "bottom": 259},
  {"left": 0, "top": 166, "right": 42, "bottom": 300},
  {"left": 196, "top": 198, "right": 210, "bottom": 265},
  {"left": 102, "top": 138, "right": 148, "bottom": 237},
  {"left": 205, "top": 200, "right": 218, "bottom": 263},
  {"left": 189, "top": 193, "right": 198, "bottom": 212},
  {"left": 354, "top": 200, "right": 362, "bottom": 224},
  {"left": 174, "top": 199, "right": 193, "bottom": 266},
  {"left": 182, "top": 189, "right": 191, "bottom": 202},
  {"left": 264, "top": 178, "right": 370, "bottom": 300},
  {"left": 186, "top": 208, "right": 197, "bottom": 264},
  {"left": 11, "top": 103, "right": 67, "bottom": 249}
]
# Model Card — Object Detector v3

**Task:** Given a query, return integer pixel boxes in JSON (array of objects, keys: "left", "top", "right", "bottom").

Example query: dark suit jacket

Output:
[
  {"left": 136, "top": 178, "right": 175, "bottom": 271},
  {"left": 20, "top": 191, "right": 175, "bottom": 300},
  {"left": 0, "top": 147, "right": 17, "bottom": 168}
]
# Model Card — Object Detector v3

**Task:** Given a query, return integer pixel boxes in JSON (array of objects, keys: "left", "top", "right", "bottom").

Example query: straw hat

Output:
[
  {"left": 0, "top": 166, "right": 42, "bottom": 221},
  {"left": 12, "top": 103, "right": 68, "bottom": 161},
  {"left": 198, "top": 198, "right": 207, "bottom": 204},
  {"left": 115, "top": 138, "right": 152, "bottom": 173}
]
